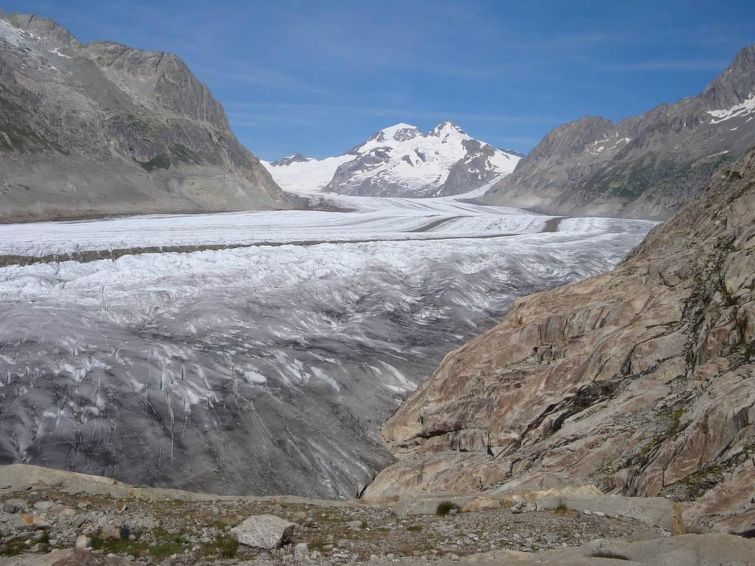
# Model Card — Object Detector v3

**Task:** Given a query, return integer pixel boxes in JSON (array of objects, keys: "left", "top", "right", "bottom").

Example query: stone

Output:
[
  {"left": 75, "top": 534, "right": 91, "bottom": 549},
  {"left": 346, "top": 520, "right": 363, "bottom": 529},
  {"left": 3, "top": 498, "right": 26, "bottom": 513},
  {"left": 33, "top": 501, "right": 54, "bottom": 511},
  {"left": 293, "top": 542, "right": 309, "bottom": 560},
  {"left": 230, "top": 514, "right": 295, "bottom": 549},
  {"left": 510, "top": 502, "right": 536, "bottom": 514}
]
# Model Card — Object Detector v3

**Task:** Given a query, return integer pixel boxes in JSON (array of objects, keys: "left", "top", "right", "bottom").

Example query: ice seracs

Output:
[{"left": 263, "top": 121, "right": 521, "bottom": 197}]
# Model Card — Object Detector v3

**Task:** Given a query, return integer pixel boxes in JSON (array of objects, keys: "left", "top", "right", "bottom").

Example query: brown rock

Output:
[{"left": 366, "top": 150, "right": 755, "bottom": 533}]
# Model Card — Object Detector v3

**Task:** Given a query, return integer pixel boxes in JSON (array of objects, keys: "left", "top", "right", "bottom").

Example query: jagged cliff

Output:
[
  {"left": 367, "top": 149, "right": 755, "bottom": 534},
  {"left": 483, "top": 45, "right": 755, "bottom": 220},
  {"left": 0, "top": 12, "right": 289, "bottom": 222}
]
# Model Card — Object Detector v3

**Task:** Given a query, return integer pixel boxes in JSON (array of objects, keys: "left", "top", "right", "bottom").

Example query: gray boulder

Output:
[{"left": 230, "top": 514, "right": 295, "bottom": 549}]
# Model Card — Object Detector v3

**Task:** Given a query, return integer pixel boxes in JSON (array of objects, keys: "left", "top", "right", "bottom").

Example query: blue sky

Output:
[{"left": 3, "top": 1, "right": 754, "bottom": 159}]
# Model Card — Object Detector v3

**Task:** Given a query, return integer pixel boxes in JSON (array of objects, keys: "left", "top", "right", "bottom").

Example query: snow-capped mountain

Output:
[{"left": 263, "top": 122, "right": 522, "bottom": 197}]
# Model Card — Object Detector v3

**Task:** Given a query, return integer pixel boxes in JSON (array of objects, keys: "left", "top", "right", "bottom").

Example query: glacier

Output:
[{"left": 0, "top": 188, "right": 655, "bottom": 497}]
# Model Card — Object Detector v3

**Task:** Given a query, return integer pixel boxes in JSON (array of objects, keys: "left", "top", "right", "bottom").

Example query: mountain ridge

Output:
[
  {"left": 0, "top": 11, "right": 290, "bottom": 222},
  {"left": 263, "top": 121, "right": 521, "bottom": 197},
  {"left": 482, "top": 44, "right": 755, "bottom": 220}
]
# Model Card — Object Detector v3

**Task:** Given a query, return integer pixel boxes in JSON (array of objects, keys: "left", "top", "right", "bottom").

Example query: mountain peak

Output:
[
  {"left": 701, "top": 43, "right": 755, "bottom": 110},
  {"left": 266, "top": 120, "right": 521, "bottom": 197},
  {"left": 3, "top": 12, "right": 80, "bottom": 47},
  {"left": 430, "top": 121, "right": 466, "bottom": 137},
  {"left": 370, "top": 123, "right": 421, "bottom": 143}
]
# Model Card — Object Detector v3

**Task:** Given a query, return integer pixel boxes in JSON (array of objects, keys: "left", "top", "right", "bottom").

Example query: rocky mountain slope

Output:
[
  {"left": 0, "top": 12, "right": 289, "bottom": 222},
  {"left": 483, "top": 45, "right": 755, "bottom": 220},
  {"left": 366, "top": 149, "right": 755, "bottom": 534},
  {"left": 263, "top": 122, "right": 521, "bottom": 197}
]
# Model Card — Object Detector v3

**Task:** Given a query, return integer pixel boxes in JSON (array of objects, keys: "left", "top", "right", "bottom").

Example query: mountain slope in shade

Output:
[
  {"left": 483, "top": 44, "right": 755, "bottom": 220},
  {"left": 366, "top": 149, "right": 755, "bottom": 534},
  {"left": 263, "top": 122, "right": 521, "bottom": 197},
  {"left": 0, "top": 12, "right": 289, "bottom": 222}
]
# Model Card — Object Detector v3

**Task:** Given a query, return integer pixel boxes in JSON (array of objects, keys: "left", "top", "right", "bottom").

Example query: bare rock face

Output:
[
  {"left": 483, "top": 45, "right": 755, "bottom": 220},
  {"left": 0, "top": 12, "right": 289, "bottom": 222},
  {"left": 366, "top": 150, "right": 755, "bottom": 534}
]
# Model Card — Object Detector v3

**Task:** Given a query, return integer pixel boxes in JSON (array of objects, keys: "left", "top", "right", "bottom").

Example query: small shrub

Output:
[
  {"left": 554, "top": 501, "right": 569, "bottom": 515},
  {"left": 435, "top": 501, "right": 461, "bottom": 517},
  {"left": 0, "top": 539, "right": 27, "bottom": 556},
  {"left": 407, "top": 524, "right": 422, "bottom": 532},
  {"left": 90, "top": 535, "right": 104, "bottom": 550},
  {"left": 590, "top": 550, "right": 630, "bottom": 560}
]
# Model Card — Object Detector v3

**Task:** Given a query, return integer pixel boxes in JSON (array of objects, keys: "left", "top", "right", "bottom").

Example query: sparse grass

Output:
[
  {"left": 200, "top": 534, "right": 238, "bottom": 559},
  {"left": 37, "top": 530, "right": 50, "bottom": 545},
  {"left": 406, "top": 524, "right": 422, "bottom": 532},
  {"left": 90, "top": 535, "right": 104, "bottom": 550},
  {"left": 148, "top": 538, "right": 190, "bottom": 559},
  {"left": 307, "top": 538, "right": 329, "bottom": 554},
  {"left": 0, "top": 539, "right": 27, "bottom": 556},
  {"left": 435, "top": 501, "right": 461, "bottom": 517},
  {"left": 92, "top": 528, "right": 191, "bottom": 559}
]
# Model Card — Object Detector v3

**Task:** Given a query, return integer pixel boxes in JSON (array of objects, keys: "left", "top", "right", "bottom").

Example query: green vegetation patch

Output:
[{"left": 91, "top": 528, "right": 191, "bottom": 559}]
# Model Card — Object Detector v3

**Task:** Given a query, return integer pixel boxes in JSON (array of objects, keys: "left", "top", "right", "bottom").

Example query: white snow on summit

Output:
[{"left": 263, "top": 121, "right": 521, "bottom": 197}]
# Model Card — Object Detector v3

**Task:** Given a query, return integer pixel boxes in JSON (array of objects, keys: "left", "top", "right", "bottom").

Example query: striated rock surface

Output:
[
  {"left": 0, "top": 12, "right": 289, "bottom": 222},
  {"left": 366, "top": 149, "right": 755, "bottom": 534},
  {"left": 483, "top": 45, "right": 755, "bottom": 220}
]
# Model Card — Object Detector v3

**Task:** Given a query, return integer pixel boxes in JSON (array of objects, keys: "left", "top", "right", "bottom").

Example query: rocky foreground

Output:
[
  {"left": 366, "top": 148, "right": 755, "bottom": 535},
  {"left": 1, "top": 464, "right": 754, "bottom": 565}
]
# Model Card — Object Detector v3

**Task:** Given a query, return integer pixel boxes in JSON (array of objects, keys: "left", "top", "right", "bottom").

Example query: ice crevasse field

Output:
[{"left": 0, "top": 178, "right": 655, "bottom": 498}]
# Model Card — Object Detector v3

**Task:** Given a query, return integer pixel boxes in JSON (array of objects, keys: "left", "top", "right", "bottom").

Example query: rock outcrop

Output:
[
  {"left": 483, "top": 45, "right": 755, "bottom": 220},
  {"left": 366, "top": 149, "right": 755, "bottom": 534},
  {"left": 0, "top": 12, "right": 289, "bottom": 222}
]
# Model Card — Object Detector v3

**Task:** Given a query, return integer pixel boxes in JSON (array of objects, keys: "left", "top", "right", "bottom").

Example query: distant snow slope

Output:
[
  {"left": 261, "top": 154, "right": 355, "bottom": 194},
  {"left": 263, "top": 122, "right": 521, "bottom": 197}
]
